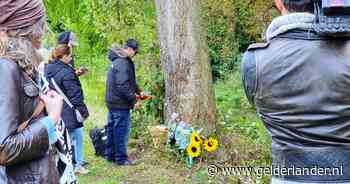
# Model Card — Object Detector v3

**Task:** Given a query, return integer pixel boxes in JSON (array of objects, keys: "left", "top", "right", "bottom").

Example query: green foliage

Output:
[
  {"left": 44, "top": 0, "right": 163, "bottom": 127},
  {"left": 43, "top": 1, "right": 277, "bottom": 182},
  {"left": 202, "top": 0, "right": 277, "bottom": 80},
  {"left": 215, "top": 71, "right": 271, "bottom": 146},
  {"left": 214, "top": 72, "right": 272, "bottom": 183}
]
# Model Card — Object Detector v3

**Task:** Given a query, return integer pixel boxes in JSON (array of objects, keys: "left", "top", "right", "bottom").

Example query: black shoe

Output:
[
  {"left": 115, "top": 160, "right": 136, "bottom": 166},
  {"left": 81, "top": 161, "right": 89, "bottom": 166}
]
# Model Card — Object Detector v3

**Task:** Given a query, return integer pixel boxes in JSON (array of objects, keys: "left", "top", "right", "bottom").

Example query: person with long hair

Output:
[
  {"left": 0, "top": 0, "right": 68, "bottom": 183},
  {"left": 45, "top": 44, "right": 90, "bottom": 174}
]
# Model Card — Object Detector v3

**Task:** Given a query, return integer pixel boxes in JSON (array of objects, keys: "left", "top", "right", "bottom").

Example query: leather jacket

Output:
[
  {"left": 242, "top": 30, "right": 350, "bottom": 182},
  {"left": 0, "top": 58, "right": 59, "bottom": 184}
]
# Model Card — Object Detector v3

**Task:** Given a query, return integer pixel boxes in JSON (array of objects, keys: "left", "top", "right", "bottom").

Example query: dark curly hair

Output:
[{"left": 283, "top": 0, "right": 315, "bottom": 13}]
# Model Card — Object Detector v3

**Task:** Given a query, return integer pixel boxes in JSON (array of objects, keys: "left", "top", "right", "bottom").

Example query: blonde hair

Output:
[{"left": 0, "top": 17, "right": 46, "bottom": 77}]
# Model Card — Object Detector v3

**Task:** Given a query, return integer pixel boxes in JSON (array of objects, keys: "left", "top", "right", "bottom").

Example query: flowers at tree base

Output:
[
  {"left": 190, "top": 131, "right": 203, "bottom": 145},
  {"left": 186, "top": 142, "right": 201, "bottom": 158},
  {"left": 166, "top": 113, "right": 220, "bottom": 168},
  {"left": 174, "top": 121, "right": 192, "bottom": 150},
  {"left": 204, "top": 137, "right": 219, "bottom": 153}
]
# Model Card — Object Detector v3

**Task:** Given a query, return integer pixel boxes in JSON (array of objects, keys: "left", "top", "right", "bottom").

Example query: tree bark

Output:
[{"left": 155, "top": 0, "right": 216, "bottom": 133}]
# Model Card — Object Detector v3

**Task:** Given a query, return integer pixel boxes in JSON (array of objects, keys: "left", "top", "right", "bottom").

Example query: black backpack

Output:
[{"left": 89, "top": 126, "right": 109, "bottom": 158}]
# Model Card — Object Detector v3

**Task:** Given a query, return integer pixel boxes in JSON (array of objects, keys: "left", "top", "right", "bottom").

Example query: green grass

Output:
[
  {"left": 77, "top": 71, "right": 272, "bottom": 184},
  {"left": 78, "top": 103, "right": 211, "bottom": 184}
]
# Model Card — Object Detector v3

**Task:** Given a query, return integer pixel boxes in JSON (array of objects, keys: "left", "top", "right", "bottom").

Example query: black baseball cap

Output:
[
  {"left": 58, "top": 31, "right": 78, "bottom": 46},
  {"left": 124, "top": 39, "right": 139, "bottom": 52}
]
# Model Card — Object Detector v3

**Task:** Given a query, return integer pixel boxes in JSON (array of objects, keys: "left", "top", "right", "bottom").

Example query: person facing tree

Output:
[{"left": 105, "top": 39, "right": 142, "bottom": 166}]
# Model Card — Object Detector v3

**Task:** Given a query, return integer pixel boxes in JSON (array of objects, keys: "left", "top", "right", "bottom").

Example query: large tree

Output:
[{"left": 154, "top": 0, "right": 216, "bottom": 132}]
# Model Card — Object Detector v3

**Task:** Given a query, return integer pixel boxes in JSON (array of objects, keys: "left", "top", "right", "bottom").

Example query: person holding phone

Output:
[{"left": 45, "top": 44, "right": 90, "bottom": 175}]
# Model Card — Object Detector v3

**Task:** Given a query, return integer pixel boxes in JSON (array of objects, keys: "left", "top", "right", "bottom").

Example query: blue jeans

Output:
[
  {"left": 106, "top": 110, "right": 131, "bottom": 164},
  {"left": 69, "top": 127, "right": 85, "bottom": 167}
]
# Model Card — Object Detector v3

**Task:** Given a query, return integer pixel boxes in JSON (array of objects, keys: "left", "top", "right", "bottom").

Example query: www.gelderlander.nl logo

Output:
[{"left": 207, "top": 164, "right": 344, "bottom": 178}]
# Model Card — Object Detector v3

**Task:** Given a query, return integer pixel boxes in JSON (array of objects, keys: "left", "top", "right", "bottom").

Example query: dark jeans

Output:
[{"left": 106, "top": 110, "right": 131, "bottom": 164}]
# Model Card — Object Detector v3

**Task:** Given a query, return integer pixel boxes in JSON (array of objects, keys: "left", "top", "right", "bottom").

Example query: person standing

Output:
[
  {"left": 56, "top": 31, "right": 89, "bottom": 169},
  {"left": 242, "top": 0, "right": 350, "bottom": 183},
  {"left": 0, "top": 0, "right": 65, "bottom": 183},
  {"left": 45, "top": 44, "right": 90, "bottom": 174},
  {"left": 105, "top": 39, "right": 142, "bottom": 165}
]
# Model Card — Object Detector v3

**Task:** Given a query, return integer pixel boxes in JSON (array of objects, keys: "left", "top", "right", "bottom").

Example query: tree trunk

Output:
[{"left": 154, "top": 0, "right": 216, "bottom": 133}]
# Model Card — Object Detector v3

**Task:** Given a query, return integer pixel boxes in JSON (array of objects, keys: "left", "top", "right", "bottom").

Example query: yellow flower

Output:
[
  {"left": 187, "top": 142, "right": 201, "bottom": 158},
  {"left": 204, "top": 137, "right": 219, "bottom": 153},
  {"left": 191, "top": 131, "right": 203, "bottom": 145}
]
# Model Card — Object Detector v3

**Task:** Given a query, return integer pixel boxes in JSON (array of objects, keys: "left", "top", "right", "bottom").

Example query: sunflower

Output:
[
  {"left": 204, "top": 137, "right": 219, "bottom": 153},
  {"left": 186, "top": 142, "right": 201, "bottom": 158},
  {"left": 190, "top": 131, "right": 203, "bottom": 145}
]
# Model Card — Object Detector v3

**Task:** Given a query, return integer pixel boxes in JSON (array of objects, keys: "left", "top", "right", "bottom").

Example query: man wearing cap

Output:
[
  {"left": 105, "top": 39, "right": 142, "bottom": 166},
  {"left": 242, "top": 0, "right": 350, "bottom": 183}
]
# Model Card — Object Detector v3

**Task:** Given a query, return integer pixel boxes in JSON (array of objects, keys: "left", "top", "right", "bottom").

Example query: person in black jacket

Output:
[
  {"left": 105, "top": 39, "right": 142, "bottom": 165},
  {"left": 0, "top": 0, "right": 67, "bottom": 183},
  {"left": 45, "top": 44, "right": 90, "bottom": 174}
]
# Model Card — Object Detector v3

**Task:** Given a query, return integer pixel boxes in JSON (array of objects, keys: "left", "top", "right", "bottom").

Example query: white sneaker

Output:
[{"left": 74, "top": 166, "right": 90, "bottom": 175}]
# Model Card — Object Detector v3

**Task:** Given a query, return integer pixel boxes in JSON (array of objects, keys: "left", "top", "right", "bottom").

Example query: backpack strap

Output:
[
  {"left": 17, "top": 100, "right": 45, "bottom": 133},
  {"left": 17, "top": 71, "right": 46, "bottom": 133}
]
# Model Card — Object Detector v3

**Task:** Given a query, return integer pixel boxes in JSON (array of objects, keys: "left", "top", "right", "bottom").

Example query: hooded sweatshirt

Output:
[{"left": 105, "top": 47, "right": 140, "bottom": 110}]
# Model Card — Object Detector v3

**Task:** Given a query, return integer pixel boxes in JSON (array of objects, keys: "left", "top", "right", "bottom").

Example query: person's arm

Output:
[
  {"left": 112, "top": 59, "right": 137, "bottom": 105},
  {"left": 0, "top": 60, "right": 53, "bottom": 166},
  {"left": 61, "top": 70, "right": 89, "bottom": 119},
  {"left": 241, "top": 51, "right": 257, "bottom": 107}
]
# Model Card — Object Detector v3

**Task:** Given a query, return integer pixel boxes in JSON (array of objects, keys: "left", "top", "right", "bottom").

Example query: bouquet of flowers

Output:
[
  {"left": 166, "top": 113, "right": 219, "bottom": 168},
  {"left": 136, "top": 93, "right": 152, "bottom": 100}
]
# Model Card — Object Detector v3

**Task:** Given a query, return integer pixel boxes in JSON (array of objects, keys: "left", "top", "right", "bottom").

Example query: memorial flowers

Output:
[{"left": 166, "top": 113, "right": 219, "bottom": 168}]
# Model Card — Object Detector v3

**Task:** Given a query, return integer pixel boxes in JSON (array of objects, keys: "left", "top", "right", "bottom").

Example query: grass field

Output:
[{"left": 77, "top": 73, "right": 272, "bottom": 184}]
